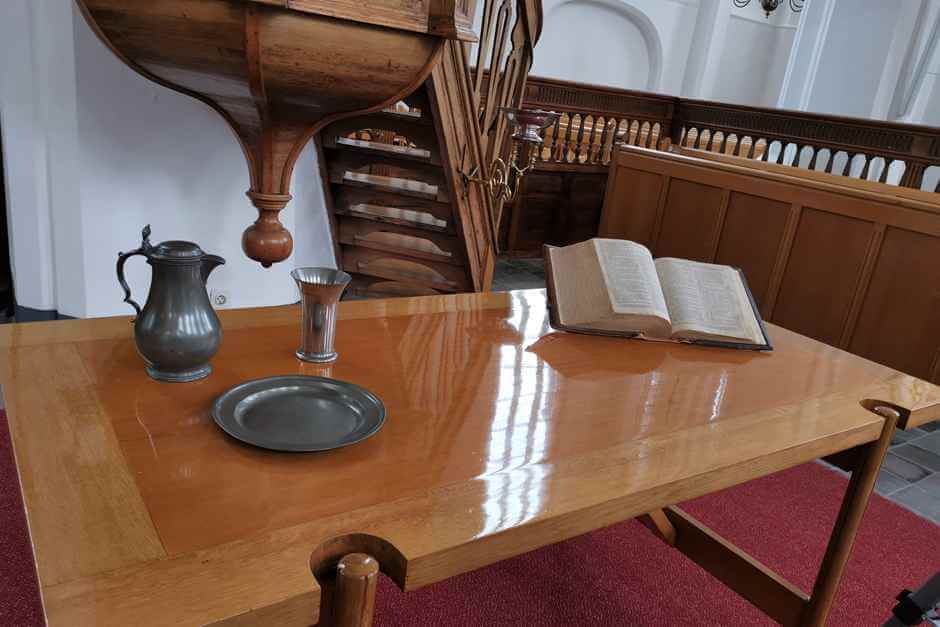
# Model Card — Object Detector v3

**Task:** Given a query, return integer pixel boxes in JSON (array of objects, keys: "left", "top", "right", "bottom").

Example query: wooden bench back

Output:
[{"left": 599, "top": 145, "right": 940, "bottom": 384}]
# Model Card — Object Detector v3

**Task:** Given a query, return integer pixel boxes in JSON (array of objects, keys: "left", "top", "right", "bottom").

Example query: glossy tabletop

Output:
[{"left": 2, "top": 289, "right": 939, "bottom": 626}]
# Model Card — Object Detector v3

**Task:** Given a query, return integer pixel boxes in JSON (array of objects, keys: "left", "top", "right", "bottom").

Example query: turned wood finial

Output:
[
  {"left": 334, "top": 553, "right": 380, "bottom": 627},
  {"left": 243, "top": 191, "right": 294, "bottom": 267}
]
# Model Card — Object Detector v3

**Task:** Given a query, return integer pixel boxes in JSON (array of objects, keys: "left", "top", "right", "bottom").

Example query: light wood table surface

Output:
[{"left": 2, "top": 289, "right": 939, "bottom": 626}]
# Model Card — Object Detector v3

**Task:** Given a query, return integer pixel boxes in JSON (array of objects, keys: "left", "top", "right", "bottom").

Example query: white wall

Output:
[
  {"left": 531, "top": 0, "right": 696, "bottom": 94},
  {"left": 533, "top": 1, "right": 655, "bottom": 90},
  {"left": 804, "top": 0, "right": 902, "bottom": 117},
  {"left": 709, "top": 13, "right": 797, "bottom": 106},
  {"left": 529, "top": 0, "right": 798, "bottom": 105},
  {"left": 0, "top": 0, "right": 60, "bottom": 314},
  {"left": 779, "top": 0, "right": 940, "bottom": 124},
  {"left": 0, "top": 2, "right": 335, "bottom": 318}
]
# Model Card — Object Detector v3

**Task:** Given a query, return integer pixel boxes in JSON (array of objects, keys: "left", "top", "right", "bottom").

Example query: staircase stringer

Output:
[{"left": 426, "top": 41, "right": 498, "bottom": 292}]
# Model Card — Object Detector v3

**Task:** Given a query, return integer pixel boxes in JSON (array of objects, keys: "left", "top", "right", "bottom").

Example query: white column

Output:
[
  {"left": 36, "top": 0, "right": 87, "bottom": 317},
  {"left": 777, "top": 0, "right": 837, "bottom": 110},
  {"left": 682, "top": 0, "right": 732, "bottom": 100},
  {"left": 0, "top": 1, "right": 60, "bottom": 315}
]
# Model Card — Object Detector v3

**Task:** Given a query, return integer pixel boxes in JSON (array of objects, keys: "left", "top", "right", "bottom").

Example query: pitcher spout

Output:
[{"left": 201, "top": 254, "right": 226, "bottom": 284}]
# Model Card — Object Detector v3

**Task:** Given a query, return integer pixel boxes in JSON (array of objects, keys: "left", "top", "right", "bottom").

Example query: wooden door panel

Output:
[
  {"left": 714, "top": 193, "right": 791, "bottom": 309},
  {"left": 598, "top": 168, "right": 663, "bottom": 247},
  {"left": 655, "top": 179, "right": 724, "bottom": 261},
  {"left": 849, "top": 226, "right": 940, "bottom": 380},
  {"left": 773, "top": 208, "right": 874, "bottom": 346}
]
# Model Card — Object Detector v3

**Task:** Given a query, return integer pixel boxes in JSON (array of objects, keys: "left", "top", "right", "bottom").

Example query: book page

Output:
[
  {"left": 655, "top": 258, "right": 764, "bottom": 345},
  {"left": 548, "top": 241, "right": 613, "bottom": 327},
  {"left": 594, "top": 239, "right": 670, "bottom": 321}
]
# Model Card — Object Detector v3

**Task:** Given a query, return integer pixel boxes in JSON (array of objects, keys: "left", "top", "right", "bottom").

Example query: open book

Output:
[{"left": 544, "top": 239, "right": 771, "bottom": 350}]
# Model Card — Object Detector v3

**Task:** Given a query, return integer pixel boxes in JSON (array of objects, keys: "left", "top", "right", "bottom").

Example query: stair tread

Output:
[
  {"left": 351, "top": 265, "right": 460, "bottom": 293},
  {"left": 335, "top": 206, "right": 452, "bottom": 233},
  {"left": 340, "top": 172, "right": 444, "bottom": 201},
  {"left": 338, "top": 232, "right": 461, "bottom": 266},
  {"left": 377, "top": 107, "right": 431, "bottom": 125},
  {"left": 342, "top": 247, "right": 466, "bottom": 292},
  {"left": 346, "top": 273, "right": 442, "bottom": 300},
  {"left": 332, "top": 138, "right": 433, "bottom": 163}
]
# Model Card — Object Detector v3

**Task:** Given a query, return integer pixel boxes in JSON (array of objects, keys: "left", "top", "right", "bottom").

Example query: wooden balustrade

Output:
[
  {"left": 518, "top": 76, "right": 675, "bottom": 166},
  {"left": 502, "top": 76, "right": 940, "bottom": 254},
  {"left": 676, "top": 99, "right": 940, "bottom": 192},
  {"left": 517, "top": 76, "right": 940, "bottom": 191}
]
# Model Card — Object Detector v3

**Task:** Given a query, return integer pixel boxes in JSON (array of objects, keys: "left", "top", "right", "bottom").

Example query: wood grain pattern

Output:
[
  {"left": 599, "top": 146, "right": 940, "bottom": 390},
  {"left": 713, "top": 192, "right": 791, "bottom": 309},
  {"left": 849, "top": 227, "right": 940, "bottom": 381},
  {"left": 5, "top": 290, "right": 940, "bottom": 625},
  {"left": 773, "top": 208, "right": 874, "bottom": 347},
  {"left": 597, "top": 168, "right": 664, "bottom": 247},
  {"left": 0, "top": 344, "right": 165, "bottom": 587},
  {"left": 653, "top": 179, "right": 725, "bottom": 260}
]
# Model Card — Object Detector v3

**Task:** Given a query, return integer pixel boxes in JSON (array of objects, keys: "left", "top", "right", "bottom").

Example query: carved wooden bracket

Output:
[{"left": 76, "top": 0, "right": 461, "bottom": 267}]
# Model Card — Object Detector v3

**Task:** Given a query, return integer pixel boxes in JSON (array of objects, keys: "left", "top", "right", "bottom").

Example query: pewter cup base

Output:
[
  {"left": 146, "top": 363, "right": 212, "bottom": 382},
  {"left": 295, "top": 349, "right": 338, "bottom": 364}
]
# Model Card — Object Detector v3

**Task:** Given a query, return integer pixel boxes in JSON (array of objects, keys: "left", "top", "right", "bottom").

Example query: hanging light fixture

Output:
[{"left": 733, "top": 0, "right": 804, "bottom": 18}]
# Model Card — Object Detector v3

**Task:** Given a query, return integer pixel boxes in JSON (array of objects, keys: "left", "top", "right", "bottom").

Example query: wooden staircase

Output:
[{"left": 317, "top": 0, "right": 542, "bottom": 299}]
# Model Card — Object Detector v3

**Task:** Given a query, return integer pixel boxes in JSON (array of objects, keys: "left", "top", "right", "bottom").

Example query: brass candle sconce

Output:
[{"left": 463, "top": 107, "right": 559, "bottom": 204}]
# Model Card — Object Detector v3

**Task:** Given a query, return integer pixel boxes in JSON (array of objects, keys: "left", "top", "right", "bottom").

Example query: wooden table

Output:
[{"left": 3, "top": 289, "right": 939, "bottom": 626}]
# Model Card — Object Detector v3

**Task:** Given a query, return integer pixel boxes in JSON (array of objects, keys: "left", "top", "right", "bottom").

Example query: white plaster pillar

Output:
[
  {"left": 684, "top": 0, "right": 732, "bottom": 100},
  {"left": 0, "top": 0, "right": 59, "bottom": 315},
  {"left": 777, "top": 0, "right": 837, "bottom": 110}
]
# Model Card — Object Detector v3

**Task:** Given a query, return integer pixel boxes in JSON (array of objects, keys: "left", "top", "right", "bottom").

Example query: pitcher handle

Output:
[{"left": 116, "top": 225, "right": 153, "bottom": 318}]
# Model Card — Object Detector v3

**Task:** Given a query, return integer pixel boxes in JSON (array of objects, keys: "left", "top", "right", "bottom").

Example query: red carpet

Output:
[{"left": 1, "top": 408, "right": 937, "bottom": 625}]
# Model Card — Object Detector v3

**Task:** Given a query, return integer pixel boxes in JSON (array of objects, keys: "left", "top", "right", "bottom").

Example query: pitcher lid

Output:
[{"left": 149, "top": 240, "right": 205, "bottom": 263}]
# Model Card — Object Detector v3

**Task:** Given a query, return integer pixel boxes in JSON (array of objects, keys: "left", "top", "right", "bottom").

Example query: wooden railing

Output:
[
  {"left": 520, "top": 76, "right": 675, "bottom": 166},
  {"left": 520, "top": 76, "right": 940, "bottom": 192}
]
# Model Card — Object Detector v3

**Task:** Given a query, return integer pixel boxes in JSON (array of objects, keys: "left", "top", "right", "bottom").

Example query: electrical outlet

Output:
[{"left": 209, "top": 289, "right": 231, "bottom": 309}]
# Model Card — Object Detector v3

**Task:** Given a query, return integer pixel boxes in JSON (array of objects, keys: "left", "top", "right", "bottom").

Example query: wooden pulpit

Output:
[{"left": 76, "top": 0, "right": 477, "bottom": 267}]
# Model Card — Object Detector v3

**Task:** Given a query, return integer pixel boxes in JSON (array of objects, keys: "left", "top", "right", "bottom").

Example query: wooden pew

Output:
[{"left": 599, "top": 145, "right": 940, "bottom": 385}]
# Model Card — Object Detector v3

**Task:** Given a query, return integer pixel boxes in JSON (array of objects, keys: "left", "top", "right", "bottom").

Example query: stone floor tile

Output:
[
  {"left": 883, "top": 452, "right": 932, "bottom": 482},
  {"left": 894, "top": 444, "right": 940, "bottom": 472},
  {"left": 910, "top": 430, "right": 940, "bottom": 455},
  {"left": 919, "top": 420, "right": 940, "bottom": 433},
  {"left": 874, "top": 469, "right": 910, "bottom": 496},
  {"left": 889, "top": 484, "right": 940, "bottom": 524},
  {"left": 912, "top": 472, "right": 940, "bottom": 498},
  {"left": 891, "top": 427, "right": 927, "bottom": 445}
]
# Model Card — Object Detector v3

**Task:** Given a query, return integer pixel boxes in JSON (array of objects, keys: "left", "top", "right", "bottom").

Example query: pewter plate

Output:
[{"left": 211, "top": 375, "right": 385, "bottom": 452}]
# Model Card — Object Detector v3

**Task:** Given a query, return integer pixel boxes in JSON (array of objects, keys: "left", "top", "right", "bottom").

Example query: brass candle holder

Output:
[{"left": 462, "top": 107, "right": 559, "bottom": 204}]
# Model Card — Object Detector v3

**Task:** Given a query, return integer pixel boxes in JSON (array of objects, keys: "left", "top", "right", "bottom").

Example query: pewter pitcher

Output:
[{"left": 117, "top": 225, "right": 225, "bottom": 382}]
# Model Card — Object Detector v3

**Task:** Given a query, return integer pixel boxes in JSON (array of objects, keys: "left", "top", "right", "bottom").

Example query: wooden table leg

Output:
[
  {"left": 801, "top": 406, "right": 900, "bottom": 626},
  {"left": 311, "top": 534, "right": 404, "bottom": 627},
  {"left": 315, "top": 553, "right": 380, "bottom": 627},
  {"left": 334, "top": 554, "right": 380, "bottom": 627},
  {"left": 645, "top": 509, "right": 677, "bottom": 546},
  {"left": 642, "top": 405, "right": 901, "bottom": 627}
]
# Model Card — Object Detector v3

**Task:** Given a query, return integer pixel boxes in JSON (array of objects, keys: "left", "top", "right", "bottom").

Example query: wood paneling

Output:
[
  {"left": 654, "top": 179, "right": 725, "bottom": 261},
  {"left": 597, "top": 168, "right": 664, "bottom": 247},
  {"left": 850, "top": 227, "right": 940, "bottom": 380},
  {"left": 714, "top": 193, "right": 791, "bottom": 309},
  {"left": 773, "top": 209, "right": 874, "bottom": 346},
  {"left": 599, "top": 147, "right": 940, "bottom": 386},
  {"left": 505, "top": 171, "right": 607, "bottom": 254}
]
